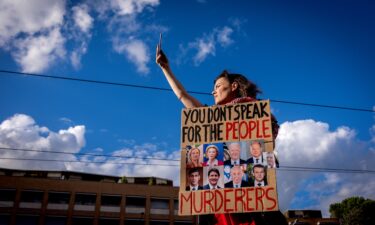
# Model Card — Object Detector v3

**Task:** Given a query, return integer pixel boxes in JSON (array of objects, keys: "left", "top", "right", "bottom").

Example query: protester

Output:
[{"left": 156, "top": 45, "right": 286, "bottom": 225}]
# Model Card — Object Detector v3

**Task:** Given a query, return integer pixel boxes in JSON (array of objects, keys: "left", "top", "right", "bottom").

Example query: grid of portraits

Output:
[{"left": 184, "top": 140, "right": 278, "bottom": 191}]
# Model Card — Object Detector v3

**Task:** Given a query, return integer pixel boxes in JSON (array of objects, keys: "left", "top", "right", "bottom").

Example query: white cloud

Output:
[
  {"left": 178, "top": 23, "right": 238, "bottom": 66},
  {"left": 110, "top": 0, "right": 159, "bottom": 15},
  {"left": 0, "top": 0, "right": 96, "bottom": 72},
  {"left": 0, "top": 114, "right": 179, "bottom": 184},
  {"left": 0, "top": 114, "right": 86, "bottom": 170},
  {"left": 72, "top": 4, "right": 93, "bottom": 33},
  {"left": 217, "top": 26, "right": 234, "bottom": 47},
  {"left": 66, "top": 142, "right": 180, "bottom": 184},
  {"left": 0, "top": 0, "right": 65, "bottom": 46},
  {"left": 1, "top": 0, "right": 163, "bottom": 74},
  {"left": 12, "top": 27, "right": 66, "bottom": 73},
  {"left": 276, "top": 119, "right": 375, "bottom": 216},
  {"left": 192, "top": 36, "right": 216, "bottom": 65},
  {"left": 113, "top": 38, "right": 150, "bottom": 74},
  {"left": 70, "top": 42, "right": 88, "bottom": 70},
  {"left": 0, "top": 0, "right": 67, "bottom": 72},
  {"left": 69, "top": 4, "right": 93, "bottom": 70}
]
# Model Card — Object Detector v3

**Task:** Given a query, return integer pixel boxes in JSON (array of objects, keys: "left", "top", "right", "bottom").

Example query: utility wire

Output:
[
  {"left": 1, "top": 69, "right": 373, "bottom": 113},
  {"left": 1, "top": 147, "right": 375, "bottom": 173},
  {"left": 1, "top": 157, "right": 375, "bottom": 174},
  {"left": 4, "top": 147, "right": 374, "bottom": 174},
  {"left": 0, "top": 147, "right": 180, "bottom": 162},
  {"left": 0, "top": 157, "right": 178, "bottom": 167}
]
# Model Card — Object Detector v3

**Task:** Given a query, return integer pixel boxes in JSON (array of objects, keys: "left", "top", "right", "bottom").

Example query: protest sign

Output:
[{"left": 179, "top": 100, "right": 279, "bottom": 216}]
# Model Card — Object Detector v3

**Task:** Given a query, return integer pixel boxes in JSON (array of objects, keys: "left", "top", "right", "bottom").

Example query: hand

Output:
[{"left": 156, "top": 45, "right": 169, "bottom": 69}]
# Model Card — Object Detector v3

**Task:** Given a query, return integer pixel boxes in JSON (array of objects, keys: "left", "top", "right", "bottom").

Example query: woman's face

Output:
[
  {"left": 207, "top": 147, "right": 217, "bottom": 160},
  {"left": 190, "top": 148, "right": 200, "bottom": 161},
  {"left": 212, "top": 77, "right": 237, "bottom": 105}
]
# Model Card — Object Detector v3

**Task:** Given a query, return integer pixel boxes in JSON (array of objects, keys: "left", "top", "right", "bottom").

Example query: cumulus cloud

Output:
[
  {"left": 113, "top": 38, "right": 150, "bottom": 74},
  {"left": 0, "top": 0, "right": 65, "bottom": 46},
  {"left": 12, "top": 27, "right": 66, "bottom": 73},
  {"left": 68, "top": 3, "right": 93, "bottom": 69},
  {"left": 0, "top": 0, "right": 67, "bottom": 72},
  {"left": 0, "top": 0, "right": 95, "bottom": 72},
  {"left": 276, "top": 119, "right": 375, "bottom": 216},
  {"left": 178, "top": 24, "right": 239, "bottom": 66},
  {"left": 217, "top": 26, "right": 234, "bottom": 47},
  {"left": 0, "top": 114, "right": 85, "bottom": 170},
  {"left": 72, "top": 4, "right": 93, "bottom": 33},
  {"left": 0, "top": 114, "right": 179, "bottom": 183},
  {"left": 66, "top": 142, "right": 180, "bottom": 184},
  {"left": 109, "top": 0, "right": 159, "bottom": 16},
  {"left": 1, "top": 0, "right": 164, "bottom": 74},
  {"left": 91, "top": 0, "right": 162, "bottom": 75}
]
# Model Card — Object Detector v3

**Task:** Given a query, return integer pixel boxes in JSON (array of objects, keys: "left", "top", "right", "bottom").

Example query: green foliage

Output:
[{"left": 329, "top": 196, "right": 375, "bottom": 225}]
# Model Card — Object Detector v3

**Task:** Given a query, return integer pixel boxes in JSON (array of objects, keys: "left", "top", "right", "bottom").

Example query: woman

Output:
[
  {"left": 203, "top": 145, "right": 224, "bottom": 167},
  {"left": 156, "top": 47, "right": 285, "bottom": 225},
  {"left": 187, "top": 147, "right": 203, "bottom": 168}
]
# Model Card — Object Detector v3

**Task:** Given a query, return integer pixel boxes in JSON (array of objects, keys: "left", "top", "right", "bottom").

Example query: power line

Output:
[
  {"left": 279, "top": 166, "right": 375, "bottom": 174},
  {"left": 1, "top": 69, "right": 373, "bottom": 113},
  {"left": 1, "top": 147, "right": 375, "bottom": 174},
  {"left": 0, "top": 154, "right": 374, "bottom": 174},
  {"left": 0, "top": 157, "right": 178, "bottom": 167},
  {"left": 0, "top": 147, "right": 180, "bottom": 162}
]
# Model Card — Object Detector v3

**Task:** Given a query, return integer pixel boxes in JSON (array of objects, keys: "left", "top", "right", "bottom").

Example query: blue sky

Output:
[{"left": 0, "top": 0, "right": 374, "bottom": 216}]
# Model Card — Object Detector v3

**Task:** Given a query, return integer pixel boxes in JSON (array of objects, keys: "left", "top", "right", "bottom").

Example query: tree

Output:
[{"left": 329, "top": 196, "right": 375, "bottom": 225}]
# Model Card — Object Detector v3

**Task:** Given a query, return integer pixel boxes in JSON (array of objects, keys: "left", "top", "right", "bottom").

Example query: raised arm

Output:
[{"left": 156, "top": 46, "right": 202, "bottom": 108}]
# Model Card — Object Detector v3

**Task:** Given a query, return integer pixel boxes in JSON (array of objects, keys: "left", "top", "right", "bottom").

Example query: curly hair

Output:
[{"left": 214, "top": 70, "right": 261, "bottom": 99}]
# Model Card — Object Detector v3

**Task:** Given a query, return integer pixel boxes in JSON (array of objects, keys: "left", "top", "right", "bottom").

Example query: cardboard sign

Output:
[{"left": 179, "top": 100, "right": 279, "bottom": 215}]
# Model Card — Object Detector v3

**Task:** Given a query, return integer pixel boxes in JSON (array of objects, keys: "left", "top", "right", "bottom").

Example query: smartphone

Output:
[{"left": 158, "top": 33, "right": 162, "bottom": 53}]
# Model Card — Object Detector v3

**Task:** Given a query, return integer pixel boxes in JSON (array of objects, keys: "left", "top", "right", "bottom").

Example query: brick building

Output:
[
  {"left": 0, "top": 168, "right": 194, "bottom": 225},
  {"left": 284, "top": 210, "right": 339, "bottom": 225}
]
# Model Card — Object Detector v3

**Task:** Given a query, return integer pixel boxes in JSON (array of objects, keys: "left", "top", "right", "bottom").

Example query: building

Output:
[
  {"left": 0, "top": 168, "right": 195, "bottom": 225},
  {"left": 284, "top": 210, "right": 339, "bottom": 225}
]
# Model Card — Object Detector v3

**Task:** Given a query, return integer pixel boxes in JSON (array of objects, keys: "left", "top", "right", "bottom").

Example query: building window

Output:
[
  {"left": 100, "top": 194, "right": 121, "bottom": 213},
  {"left": 150, "top": 198, "right": 170, "bottom": 215},
  {"left": 0, "top": 214, "right": 11, "bottom": 225},
  {"left": 99, "top": 217, "right": 120, "bottom": 225},
  {"left": 71, "top": 217, "right": 93, "bottom": 225},
  {"left": 174, "top": 221, "right": 193, "bottom": 225},
  {"left": 47, "top": 192, "right": 70, "bottom": 210},
  {"left": 0, "top": 189, "right": 16, "bottom": 207},
  {"left": 124, "top": 219, "right": 144, "bottom": 225},
  {"left": 15, "top": 215, "right": 39, "bottom": 225},
  {"left": 174, "top": 199, "right": 179, "bottom": 215},
  {"left": 45, "top": 216, "right": 66, "bottom": 225},
  {"left": 74, "top": 193, "right": 96, "bottom": 211},
  {"left": 125, "top": 196, "right": 146, "bottom": 214},
  {"left": 19, "top": 190, "right": 44, "bottom": 209},
  {"left": 150, "top": 220, "right": 169, "bottom": 225}
]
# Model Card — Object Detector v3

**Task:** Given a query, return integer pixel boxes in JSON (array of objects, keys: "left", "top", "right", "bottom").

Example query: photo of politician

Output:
[
  {"left": 203, "top": 143, "right": 224, "bottom": 167},
  {"left": 252, "top": 164, "right": 268, "bottom": 187},
  {"left": 186, "top": 145, "right": 203, "bottom": 168},
  {"left": 224, "top": 142, "right": 246, "bottom": 166},
  {"left": 225, "top": 165, "right": 252, "bottom": 188},
  {"left": 247, "top": 140, "right": 266, "bottom": 166},
  {"left": 266, "top": 152, "right": 277, "bottom": 169},
  {"left": 203, "top": 166, "right": 224, "bottom": 190},
  {"left": 185, "top": 168, "right": 203, "bottom": 191}
]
